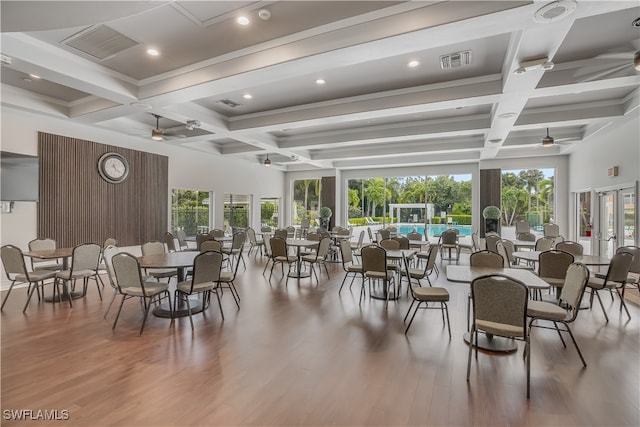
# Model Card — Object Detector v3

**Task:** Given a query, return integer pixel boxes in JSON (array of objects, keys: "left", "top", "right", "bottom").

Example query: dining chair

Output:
[
  {"left": 535, "top": 237, "right": 555, "bottom": 252},
  {"left": 175, "top": 250, "right": 224, "bottom": 329},
  {"left": 1, "top": 245, "right": 56, "bottom": 312},
  {"left": 141, "top": 241, "right": 178, "bottom": 282},
  {"left": 400, "top": 244, "right": 438, "bottom": 290},
  {"left": 361, "top": 245, "right": 395, "bottom": 308},
  {"left": 111, "top": 252, "right": 172, "bottom": 334},
  {"left": 392, "top": 236, "right": 410, "bottom": 250},
  {"left": 175, "top": 230, "right": 190, "bottom": 250},
  {"left": 163, "top": 232, "right": 178, "bottom": 252},
  {"left": 439, "top": 229, "right": 460, "bottom": 261},
  {"left": 615, "top": 246, "right": 640, "bottom": 290},
  {"left": 367, "top": 227, "right": 375, "bottom": 243},
  {"left": 518, "top": 232, "right": 536, "bottom": 242},
  {"left": 379, "top": 238, "right": 400, "bottom": 251},
  {"left": 222, "top": 231, "right": 247, "bottom": 271},
  {"left": 95, "top": 237, "right": 118, "bottom": 288},
  {"left": 402, "top": 253, "right": 450, "bottom": 338},
  {"left": 338, "top": 238, "right": 364, "bottom": 296},
  {"left": 501, "top": 239, "right": 533, "bottom": 269},
  {"left": 484, "top": 234, "right": 501, "bottom": 254},
  {"left": 467, "top": 274, "right": 531, "bottom": 398},
  {"left": 555, "top": 241, "right": 584, "bottom": 257},
  {"left": 28, "top": 238, "right": 63, "bottom": 271},
  {"left": 350, "top": 230, "right": 366, "bottom": 259},
  {"left": 218, "top": 245, "right": 243, "bottom": 308},
  {"left": 587, "top": 251, "right": 634, "bottom": 322},
  {"left": 200, "top": 240, "right": 222, "bottom": 252},
  {"left": 246, "top": 227, "right": 264, "bottom": 257},
  {"left": 515, "top": 220, "right": 531, "bottom": 236},
  {"left": 261, "top": 226, "right": 273, "bottom": 233},
  {"left": 54, "top": 243, "right": 103, "bottom": 307},
  {"left": 262, "top": 236, "right": 274, "bottom": 275},
  {"left": 274, "top": 228, "right": 288, "bottom": 240},
  {"left": 209, "top": 229, "right": 225, "bottom": 239},
  {"left": 527, "top": 263, "right": 590, "bottom": 367},
  {"left": 196, "top": 233, "right": 215, "bottom": 251},
  {"left": 268, "top": 237, "right": 296, "bottom": 285},
  {"left": 302, "top": 237, "right": 332, "bottom": 283},
  {"left": 538, "top": 250, "right": 574, "bottom": 299},
  {"left": 469, "top": 250, "right": 503, "bottom": 268},
  {"left": 543, "top": 223, "right": 560, "bottom": 238},
  {"left": 286, "top": 226, "right": 296, "bottom": 239}
]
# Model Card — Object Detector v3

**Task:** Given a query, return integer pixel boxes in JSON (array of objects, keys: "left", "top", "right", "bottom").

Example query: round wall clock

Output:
[{"left": 97, "top": 152, "right": 129, "bottom": 183}]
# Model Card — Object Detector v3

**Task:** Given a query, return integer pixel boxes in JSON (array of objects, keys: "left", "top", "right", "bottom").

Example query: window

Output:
[
  {"left": 292, "top": 179, "right": 321, "bottom": 225},
  {"left": 261, "top": 197, "right": 280, "bottom": 227},
  {"left": 171, "top": 189, "right": 212, "bottom": 236},
  {"left": 501, "top": 168, "right": 555, "bottom": 234},
  {"left": 576, "top": 191, "right": 592, "bottom": 254},
  {"left": 224, "top": 194, "right": 250, "bottom": 232}
]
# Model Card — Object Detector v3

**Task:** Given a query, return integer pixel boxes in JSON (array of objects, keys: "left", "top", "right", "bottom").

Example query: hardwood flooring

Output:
[{"left": 1, "top": 252, "right": 639, "bottom": 426}]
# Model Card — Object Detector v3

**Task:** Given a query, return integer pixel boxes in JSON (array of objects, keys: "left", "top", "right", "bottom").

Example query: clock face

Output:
[{"left": 98, "top": 152, "right": 129, "bottom": 183}]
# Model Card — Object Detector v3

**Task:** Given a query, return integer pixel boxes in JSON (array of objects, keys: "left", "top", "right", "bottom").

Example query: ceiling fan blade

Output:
[
  {"left": 577, "top": 63, "right": 630, "bottom": 83},
  {"left": 593, "top": 51, "right": 634, "bottom": 60}
]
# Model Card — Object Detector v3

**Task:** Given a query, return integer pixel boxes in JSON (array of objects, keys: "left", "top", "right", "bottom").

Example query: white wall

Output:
[{"left": 0, "top": 106, "right": 284, "bottom": 288}]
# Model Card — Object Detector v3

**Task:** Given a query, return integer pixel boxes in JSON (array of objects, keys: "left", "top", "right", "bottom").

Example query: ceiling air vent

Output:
[
  {"left": 218, "top": 98, "right": 241, "bottom": 108},
  {"left": 439, "top": 50, "right": 472, "bottom": 69},
  {"left": 63, "top": 25, "right": 139, "bottom": 60}
]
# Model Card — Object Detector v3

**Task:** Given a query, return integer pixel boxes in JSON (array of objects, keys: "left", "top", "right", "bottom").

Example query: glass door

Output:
[
  {"left": 599, "top": 191, "right": 617, "bottom": 257},
  {"left": 621, "top": 187, "right": 636, "bottom": 248}
]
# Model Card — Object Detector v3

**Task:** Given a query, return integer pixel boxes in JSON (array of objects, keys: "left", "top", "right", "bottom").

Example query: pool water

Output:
[{"left": 397, "top": 224, "right": 472, "bottom": 237}]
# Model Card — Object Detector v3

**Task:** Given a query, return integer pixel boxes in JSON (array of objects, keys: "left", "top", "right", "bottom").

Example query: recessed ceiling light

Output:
[
  {"left": 407, "top": 60, "right": 420, "bottom": 68},
  {"left": 243, "top": 93, "right": 253, "bottom": 100},
  {"left": 146, "top": 48, "right": 159, "bottom": 56},
  {"left": 28, "top": 73, "right": 41, "bottom": 79},
  {"left": 533, "top": 0, "right": 577, "bottom": 24},
  {"left": 316, "top": 79, "right": 326, "bottom": 85},
  {"left": 130, "top": 102, "right": 152, "bottom": 110},
  {"left": 237, "top": 16, "right": 250, "bottom": 25}
]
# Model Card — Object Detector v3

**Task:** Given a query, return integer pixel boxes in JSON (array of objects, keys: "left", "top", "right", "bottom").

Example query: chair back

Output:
[
  {"left": 387, "top": 226, "right": 397, "bottom": 233},
  {"left": 301, "top": 217, "right": 310, "bottom": 229},
  {"left": 337, "top": 227, "right": 350, "bottom": 237},
  {"left": 539, "top": 250, "right": 574, "bottom": 280},
  {"left": 377, "top": 229, "right": 391, "bottom": 240},
  {"left": 556, "top": 241, "right": 584, "bottom": 256},
  {"left": 501, "top": 240, "right": 516, "bottom": 264},
  {"left": 515, "top": 220, "right": 530, "bottom": 235},
  {"left": 274, "top": 229, "right": 288, "bottom": 239},
  {"left": 196, "top": 234, "right": 215, "bottom": 251},
  {"left": 559, "top": 263, "right": 590, "bottom": 317},
  {"left": 103, "top": 237, "right": 117, "bottom": 248},
  {"left": 247, "top": 227, "right": 258, "bottom": 244},
  {"left": 616, "top": 246, "right": 640, "bottom": 274},
  {"left": 517, "top": 232, "right": 536, "bottom": 242},
  {"left": 306, "top": 231, "right": 321, "bottom": 241},
  {"left": 1, "top": 245, "right": 28, "bottom": 279},
  {"left": 232, "top": 231, "right": 246, "bottom": 250},
  {"left": 393, "top": 236, "right": 410, "bottom": 250},
  {"left": 367, "top": 227, "right": 374, "bottom": 242},
  {"left": 286, "top": 226, "right": 296, "bottom": 238},
  {"left": 543, "top": 223, "right": 560, "bottom": 237},
  {"left": 340, "top": 239, "right": 354, "bottom": 266},
  {"left": 379, "top": 239, "right": 400, "bottom": 251},
  {"left": 72, "top": 243, "right": 102, "bottom": 271},
  {"left": 472, "top": 232, "right": 481, "bottom": 252},
  {"left": 189, "top": 250, "right": 223, "bottom": 294},
  {"left": 209, "top": 229, "right": 225, "bottom": 238},
  {"left": 495, "top": 241, "right": 511, "bottom": 268},
  {"left": 28, "top": 238, "right": 57, "bottom": 269},
  {"left": 425, "top": 245, "right": 439, "bottom": 272},
  {"left": 604, "top": 252, "right": 634, "bottom": 283},
  {"left": 361, "top": 245, "right": 387, "bottom": 275},
  {"left": 485, "top": 234, "right": 501, "bottom": 253},
  {"left": 406, "top": 231, "right": 422, "bottom": 241},
  {"left": 355, "top": 230, "right": 365, "bottom": 248},
  {"left": 112, "top": 253, "right": 145, "bottom": 295},
  {"left": 535, "top": 237, "right": 555, "bottom": 251},
  {"left": 263, "top": 235, "right": 273, "bottom": 257},
  {"left": 175, "top": 230, "right": 188, "bottom": 248},
  {"left": 316, "top": 237, "right": 332, "bottom": 259},
  {"left": 163, "top": 232, "right": 177, "bottom": 252},
  {"left": 261, "top": 226, "right": 272, "bottom": 232},
  {"left": 471, "top": 274, "right": 528, "bottom": 338},
  {"left": 270, "top": 237, "right": 288, "bottom": 258},
  {"left": 102, "top": 245, "right": 121, "bottom": 289},
  {"left": 441, "top": 229, "right": 458, "bottom": 245},
  {"left": 470, "top": 250, "right": 503, "bottom": 268},
  {"left": 142, "top": 241, "right": 165, "bottom": 256},
  {"left": 200, "top": 240, "right": 222, "bottom": 252}
]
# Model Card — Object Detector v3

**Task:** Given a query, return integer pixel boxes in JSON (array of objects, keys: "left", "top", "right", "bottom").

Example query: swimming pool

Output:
[{"left": 397, "top": 224, "right": 473, "bottom": 237}]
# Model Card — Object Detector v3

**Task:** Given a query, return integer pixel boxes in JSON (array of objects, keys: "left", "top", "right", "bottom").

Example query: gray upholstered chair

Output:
[
  {"left": 28, "top": 238, "right": 63, "bottom": 271},
  {"left": 402, "top": 253, "right": 450, "bottom": 338},
  {"left": 141, "top": 241, "right": 177, "bottom": 282},
  {"left": 209, "top": 229, "right": 225, "bottom": 238},
  {"left": 163, "top": 232, "right": 178, "bottom": 252},
  {"left": 515, "top": 220, "right": 531, "bottom": 236},
  {"left": 200, "top": 240, "right": 222, "bottom": 252},
  {"left": 556, "top": 241, "right": 583, "bottom": 257},
  {"left": 615, "top": 246, "right": 640, "bottom": 287},
  {"left": 538, "top": 250, "right": 574, "bottom": 298},
  {"left": 379, "top": 238, "right": 400, "bottom": 251},
  {"left": 111, "top": 252, "right": 172, "bottom": 334},
  {"left": 175, "top": 230, "right": 190, "bottom": 250},
  {"left": 543, "top": 223, "right": 560, "bottom": 238},
  {"left": 175, "top": 250, "right": 224, "bottom": 329},
  {"left": 469, "top": 250, "right": 503, "bottom": 268},
  {"left": 195, "top": 234, "right": 215, "bottom": 251},
  {"left": 467, "top": 274, "right": 531, "bottom": 398},
  {"left": 338, "top": 238, "right": 364, "bottom": 297},
  {"left": 587, "top": 252, "right": 634, "bottom": 322},
  {"left": 501, "top": 240, "right": 533, "bottom": 270},
  {"left": 222, "top": 231, "right": 247, "bottom": 271},
  {"left": 1, "top": 244, "right": 56, "bottom": 312},
  {"left": 361, "top": 245, "right": 395, "bottom": 308},
  {"left": 302, "top": 237, "right": 331, "bottom": 283},
  {"left": 527, "top": 263, "right": 590, "bottom": 367},
  {"left": 535, "top": 237, "right": 555, "bottom": 252},
  {"left": 439, "top": 229, "right": 460, "bottom": 261},
  {"left": 246, "top": 227, "right": 264, "bottom": 257},
  {"left": 268, "top": 237, "right": 296, "bottom": 284},
  {"left": 392, "top": 236, "right": 410, "bottom": 250},
  {"left": 54, "top": 243, "right": 103, "bottom": 307},
  {"left": 218, "top": 245, "right": 243, "bottom": 308},
  {"left": 485, "top": 234, "right": 501, "bottom": 254},
  {"left": 518, "top": 232, "right": 536, "bottom": 242},
  {"left": 377, "top": 228, "right": 391, "bottom": 241},
  {"left": 274, "top": 228, "right": 288, "bottom": 240},
  {"left": 400, "top": 244, "right": 438, "bottom": 289}
]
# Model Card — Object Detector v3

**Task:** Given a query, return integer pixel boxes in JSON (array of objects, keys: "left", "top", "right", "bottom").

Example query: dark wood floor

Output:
[{"left": 2, "top": 251, "right": 639, "bottom": 426}]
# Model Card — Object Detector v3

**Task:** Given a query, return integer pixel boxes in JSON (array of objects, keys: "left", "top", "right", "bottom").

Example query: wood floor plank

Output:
[{"left": 1, "top": 253, "right": 639, "bottom": 426}]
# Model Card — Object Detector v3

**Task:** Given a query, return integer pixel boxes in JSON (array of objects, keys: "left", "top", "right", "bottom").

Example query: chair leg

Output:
[
  {"left": 214, "top": 289, "right": 224, "bottom": 320},
  {"left": 403, "top": 299, "right": 416, "bottom": 323},
  {"left": 112, "top": 295, "right": 127, "bottom": 329},
  {"left": 139, "top": 298, "right": 151, "bottom": 335},
  {"left": 443, "top": 302, "right": 451, "bottom": 339},
  {"left": 104, "top": 290, "right": 118, "bottom": 319},
  {"left": 22, "top": 282, "right": 39, "bottom": 312},
  {"left": 616, "top": 287, "right": 631, "bottom": 319},
  {"left": 594, "top": 290, "right": 609, "bottom": 322},
  {"left": 1, "top": 281, "right": 17, "bottom": 311},
  {"left": 466, "top": 326, "right": 475, "bottom": 381},
  {"left": 338, "top": 272, "right": 349, "bottom": 294},
  {"left": 404, "top": 301, "right": 422, "bottom": 334},
  {"left": 564, "top": 322, "right": 587, "bottom": 367},
  {"left": 526, "top": 336, "right": 531, "bottom": 398}
]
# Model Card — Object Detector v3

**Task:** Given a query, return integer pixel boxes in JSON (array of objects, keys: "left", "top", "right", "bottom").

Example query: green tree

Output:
[
  {"left": 519, "top": 169, "right": 544, "bottom": 212},
  {"left": 364, "top": 178, "right": 388, "bottom": 217},
  {"left": 348, "top": 188, "right": 360, "bottom": 209}
]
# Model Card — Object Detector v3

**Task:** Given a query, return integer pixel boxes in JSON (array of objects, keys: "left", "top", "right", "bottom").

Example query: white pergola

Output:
[{"left": 388, "top": 203, "right": 435, "bottom": 224}]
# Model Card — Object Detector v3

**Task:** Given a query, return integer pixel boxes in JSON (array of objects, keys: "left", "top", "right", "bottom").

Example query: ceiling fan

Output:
[
  {"left": 574, "top": 43, "right": 640, "bottom": 83},
  {"left": 149, "top": 114, "right": 201, "bottom": 141},
  {"left": 540, "top": 128, "right": 578, "bottom": 147}
]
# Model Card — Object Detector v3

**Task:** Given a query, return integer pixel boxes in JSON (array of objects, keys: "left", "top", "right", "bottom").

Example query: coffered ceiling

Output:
[{"left": 1, "top": 1, "right": 639, "bottom": 171}]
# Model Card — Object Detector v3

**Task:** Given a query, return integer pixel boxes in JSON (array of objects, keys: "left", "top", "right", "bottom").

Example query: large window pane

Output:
[
  {"left": 425, "top": 174, "right": 472, "bottom": 236},
  {"left": 224, "top": 194, "right": 250, "bottom": 232},
  {"left": 501, "top": 168, "right": 555, "bottom": 236},
  {"left": 261, "top": 197, "right": 280, "bottom": 228},
  {"left": 293, "top": 179, "right": 321, "bottom": 225},
  {"left": 171, "top": 189, "right": 211, "bottom": 235}
]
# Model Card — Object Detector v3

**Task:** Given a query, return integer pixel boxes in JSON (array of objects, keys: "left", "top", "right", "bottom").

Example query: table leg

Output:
[
  {"left": 288, "top": 245, "right": 311, "bottom": 279},
  {"left": 463, "top": 332, "right": 518, "bottom": 352}
]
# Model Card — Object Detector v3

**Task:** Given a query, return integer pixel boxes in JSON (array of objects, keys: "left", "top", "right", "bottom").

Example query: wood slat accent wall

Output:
[
  {"left": 37, "top": 132, "right": 168, "bottom": 247},
  {"left": 479, "top": 168, "right": 501, "bottom": 237}
]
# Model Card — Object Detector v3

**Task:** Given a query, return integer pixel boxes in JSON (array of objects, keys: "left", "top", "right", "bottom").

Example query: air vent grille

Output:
[
  {"left": 63, "top": 25, "right": 139, "bottom": 60},
  {"left": 439, "top": 50, "right": 472, "bottom": 69},
  {"left": 219, "top": 99, "right": 241, "bottom": 108}
]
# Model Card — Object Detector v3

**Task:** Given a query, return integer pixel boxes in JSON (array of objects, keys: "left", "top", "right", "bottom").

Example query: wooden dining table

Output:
[
  {"left": 447, "top": 265, "right": 550, "bottom": 352},
  {"left": 138, "top": 251, "right": 199, "bottom": 318}
]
